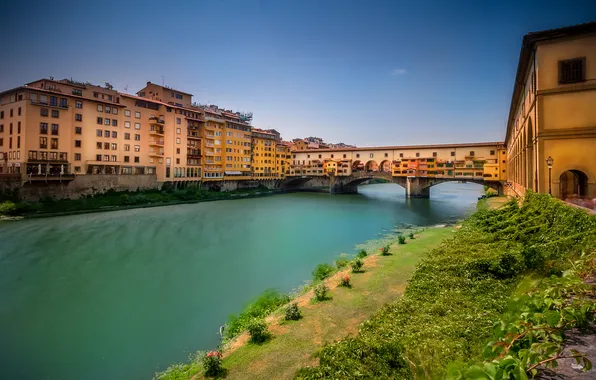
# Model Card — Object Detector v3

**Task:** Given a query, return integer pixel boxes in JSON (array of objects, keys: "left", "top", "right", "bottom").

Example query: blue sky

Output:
[{"left": 1, "top": 0, "right": 594, "bottom": 146}]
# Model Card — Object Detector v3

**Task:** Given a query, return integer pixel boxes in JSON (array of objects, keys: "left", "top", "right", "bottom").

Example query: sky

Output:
[{"left": 0, "top": 0, "right": 594, "bottom": 146}]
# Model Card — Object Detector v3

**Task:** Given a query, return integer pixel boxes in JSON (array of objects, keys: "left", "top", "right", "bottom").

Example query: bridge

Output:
[{"left": 282, "top": 142, "right": 506, "bottom": 197}]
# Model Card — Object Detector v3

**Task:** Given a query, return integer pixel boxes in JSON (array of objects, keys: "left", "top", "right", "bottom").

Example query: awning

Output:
[{"left": 225, "top": 171, "right": 242, "bottom": 175}]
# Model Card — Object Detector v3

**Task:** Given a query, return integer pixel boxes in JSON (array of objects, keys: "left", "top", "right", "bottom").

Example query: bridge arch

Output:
[
  {"left": 379, "top": 160, "right": 391, "bottom": 173},
  {"left": 365, "top": 160, "right": 378, "bottom": 172},
  {"left": 352, "top": 160, "right": 363, "bottom": 172}
]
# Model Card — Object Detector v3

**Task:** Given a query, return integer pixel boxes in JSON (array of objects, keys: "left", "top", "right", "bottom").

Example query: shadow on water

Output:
[{"left": 0, "top": 182, "right": 483, "bottom": 380}]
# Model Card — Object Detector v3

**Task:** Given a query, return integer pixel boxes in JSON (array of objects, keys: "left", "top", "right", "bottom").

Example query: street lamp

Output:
[{"left": 546, "top": 156, "right": 554, "bottom": 195}]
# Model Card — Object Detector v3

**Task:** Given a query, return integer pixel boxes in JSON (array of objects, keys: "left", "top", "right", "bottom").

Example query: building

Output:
[{"left": 505, "top": 22, "right": 596, "bottom": 199}]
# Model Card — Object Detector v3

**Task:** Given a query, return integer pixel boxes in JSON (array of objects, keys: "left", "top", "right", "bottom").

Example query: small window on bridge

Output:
[
  {"left": 470, "top": 151, "right": 475, "bottom": 156},
  {"left": 384, "top": 153, "right": 388, "bottom": 157},
  {"left": 343, "top": 154, "right": 346, "bottom": 158},
  {"left": 307, "top": 154, "right": 310, "bottom": 158},
  {"left": 331, "top": 154, "right": 334, "bottom": 158},
  {"left": 451, "top": 152, "right": 455, "bottom": 156},
  {"left": 416, "top": 153, "right": 420, "bottom": 157},
  {"left": 356, "top": 154, "right": 360, "bottom": 158},
  {"left": 399, "top": 153, "right": 403, "bottom": 158},
  {"left": 490, "top": 150, "right": 495, "bottom": 155},
  {"left": 433, "top": 152, "right": 437, "bottom": 157},
  {"left": 318, "top": 154, "right": 322, "bottom": 158},
  {"left": 370, "top": 153, "right": 373, "bottom": 158}
]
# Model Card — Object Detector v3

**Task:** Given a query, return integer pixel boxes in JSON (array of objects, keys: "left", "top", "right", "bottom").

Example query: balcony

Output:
[
  {"left": 149, "top": 150, "right": 164, "bottom": 157},
  {"left": 187, "top": 149, "right": 202, "bottom": 159},
  {"left": 149, "top": 140, "right": 164, "bottom": 146},
  {"left": 204, "top": 115, "right": 225, "bottom": 124},
  {"left": 149, "top": 116, "right": 165, "bottom": 125},
  {"left": 150, "top": 127, "right": 165, "bottom": 136},
  {"left": 205, "top": 142, "right": 215, "bottom": 147},
  {"left": 187, "top": 131, "right": 201, "bottom": 140}
]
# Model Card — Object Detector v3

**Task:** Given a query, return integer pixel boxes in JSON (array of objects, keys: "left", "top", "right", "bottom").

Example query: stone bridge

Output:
[{"left": 282, "top": 171, "right": 503, "bottom": 198}]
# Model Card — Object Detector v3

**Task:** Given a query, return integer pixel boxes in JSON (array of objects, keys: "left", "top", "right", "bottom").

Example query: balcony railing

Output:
[
  {"left": 149, "top": 117, "right": 165, "bottom": 125},
  {"left": 149, "top": 140, "right": 164, "bottom": 146},
  {"left": 149, "top": 150, "right": 164, "bottom": 157},
  {"left": 150, "top": 128, "right": 165, "bottom": 135}
]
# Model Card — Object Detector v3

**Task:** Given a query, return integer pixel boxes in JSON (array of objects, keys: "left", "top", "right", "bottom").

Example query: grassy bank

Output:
[{"left": 0, "top": 185, "right": 278, "bottom": 218}]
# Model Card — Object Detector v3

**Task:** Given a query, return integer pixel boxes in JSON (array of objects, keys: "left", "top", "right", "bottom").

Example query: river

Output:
[{"left": 0, "top": 183, "right": 483, "bottom": 379}]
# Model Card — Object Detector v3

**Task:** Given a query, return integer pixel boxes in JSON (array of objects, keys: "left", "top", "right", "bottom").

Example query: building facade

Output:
[{"left": 505, "top": 22, "right": 596, "bottom": 199}]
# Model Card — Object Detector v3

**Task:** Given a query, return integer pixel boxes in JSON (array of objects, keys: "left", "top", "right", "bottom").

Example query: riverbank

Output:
[
  {"left": 156, "top": 192, "right": 596, "bottom": 379},
  {"left": 0, "top": 185, "right": 283, "bottom": 219}
]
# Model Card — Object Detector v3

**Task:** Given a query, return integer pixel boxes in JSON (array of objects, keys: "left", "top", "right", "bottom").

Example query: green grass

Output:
[{"left": 221, "top": 227, "right": 454, "bottom": 379}]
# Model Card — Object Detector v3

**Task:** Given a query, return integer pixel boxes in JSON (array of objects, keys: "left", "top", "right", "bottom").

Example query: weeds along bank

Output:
[{"left": 295, "top": 192, "right": 596, "bottom": 379}]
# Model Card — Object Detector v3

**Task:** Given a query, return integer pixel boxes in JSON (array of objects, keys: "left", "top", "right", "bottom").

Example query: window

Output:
[
  {"left": 97, "top": 117, "right": 103, "bottom": 124},
  {"left": 432, "top": 152, "right": 437, "bottom": 157},
  {"left": 104, "top": 130, "right": 110, "bottom": 137},
  {"left": 343, "top": 154, "right": 347, "bottom": 158},
  {"left": 124, "top": 156, "right": 130, "bottom": 162},
  {"left": 0, "top": 138, "right": 2, "bottom": 147},
  {"left": 104, "top": 142, "right": 110, "bottom": 149},
  {"left": 51, "top": 124, "right": 59, "bottom": 135},
  {"left": 399, "top": 153, "right": 404, "bottom": 158},
  {"left": 558, "top": 57, "right": 586, "bottom": 84},
  {"left": 134, "top": 123, "right": 140, "bottom": 130},
  {"left": 17, "top": 136, "right": 20, "bottom": 148},
  {"left": 111, "top": 143, "right": 117, "bottom": 150},
  {"left": 124, "top": 133, "right": 130, "bottom": 140},
  {"left": 490, "top": 150, "right": 495, "bottom": 155},
  {"left": 97, "top": 142, "right": 102, "bottom": 149},
  {"left": 75, "top": 126, "right": 82, "bottom": 134},
  {"left": 176, "top": 137, "right": 181, "bottom": 144},
  {"left": 356, "top": 153, "right": 360, "bottom": 158},
  {"left": 331, "top": 154, "right": 334, "bottom": 158},
  {"left": 75, "top": 140, "right": 82, "bottom": 148},
  {"left": 176, "top": 158, "right": 180, "bottom": 164},
  {"left": 112, "top": 119, "right": 118, "bottom": 127},
  {"left": 74, "top": 166, "right": 81, "bottom": 173},
  {"left": 51, "top": 110, "right": 59, "bottom": 118},
  {"left": 18, "top": 107, "right": 21, "bottom": 116},
  {"left": 176, "top": 148, "right": 180, "bottom": 154},
  {"left": 111, "top": 155, "right": 117, "bottom": 162},
  {"left": 40, "top": 123, "right": 48, "bottom": 134},
  {"left": 105, "top": 106, "right": 111, "bottom": 113},
  {"left": 112, "top": 131, "right": 117, "bottom": 138},
  {"left": 112, "top": 108, "right": 118, "bottom": 115},
  {"left": 104, "top": 118, "right": 110, "bottom": 126},
  {"left": 416, "top": 153, "right": 420, "bottom": 157},
  {"left": 134, "top": 134, "right": 140, "bottom": 141},
  {"left": 469, "top": 151, "right": 475, "bottom": 156},
  {"left": 51, "top": 138, "right": 58, "bottom": 149},
  {"left": 72, "top": 89, "right": 83, "bottom": 96},
  {"left": 134, "top": 145, "right": 140, "bottom": 152},
  {"left": 134, "top": 156, "right": 140, "bottom": 163},
  {"left": 49, "top": 96, "right": 57, "bottom": 106},
  {"left": 74, "top": 153, "right": 81, "bottom": 160},
  {"left": 97, "top": 104, "right": 103, "bottom": 112},
  {"left": 96, "top": 129, "right": 103, "bottom": 137},
  {"left": 176, "top": 118, "right": 181, "bottom": 124},
  {"left": 124, "top": 144, "right": 130, "bottom": 151},
  {"left": 59, "top": 98, "right": 67, "bottom": 108},
  {"left": 125, "top": 121, "right": 131, "bottom": 128},
  {"left": 176, "top": 128, "right": 181, "bottom": 134},
  {"left": 451, "top": 151, "right": 455, "bottom": 157},
  {"left": 96, "top": 154, "right": 102, "bottom": 161},
  {"left": 104, "top": 155, "right": 109, "bottom": 162},
  {"left": 135, "top": 111, "right": 141, "bottom": 118},
  {"left": 124, "top": 110, "right": 131, "bottom": 117},
  {"left": 75, "top": 113, "right": 82, "bottom": 121}
]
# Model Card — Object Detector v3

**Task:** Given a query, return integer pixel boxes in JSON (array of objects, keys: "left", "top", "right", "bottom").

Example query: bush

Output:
[
  {"left": 340, "top": 275, "right": 351, "bottom": 288},
  {"left": 225, "top": 289, "right": 289, "bottom": 339},
  {"left": 380, "top": 245, "right": 391, "bottom": 255},
  {"left": 335, "top": 254, "right": 350, "bottom": 269},
  {"left": 313, "top": 284, "right": 330, "bottom": 301},
  {"left": 351, "top": 258, "right": 364, "bottom": 273},
  {"left": 312, "top": 263, "right": 335, "bottom": 281},
  {"left": 0, "top": 200, "right": 17, "bottom": 216},
  {"left": 247, "top": 318, "right": 269, "bottom": 343},
  {"left": 201, "top": 351, "right": 224, "bottom": 378},
  {"left": 285, "top": 303, "right": 302, "bottom": 321},
  {"left": 397, "top": 235, "right": 406, "bottom": 244},
  {"left": 358, "top": 249, "right": 368, "bottom": 258},
  {"left": 408, "top": 232, "right": 414, "bottom": 239}
]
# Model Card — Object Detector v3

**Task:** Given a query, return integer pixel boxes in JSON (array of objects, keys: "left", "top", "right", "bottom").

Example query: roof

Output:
[
  {"left": 138, "top": 81, "right": 193, "bottom": 97},
  {"left": 293, "top": 141, "right": 504, "bottom": 153},
  {"left": 505, "top": 22, "right": 596, "bottom": 145}
]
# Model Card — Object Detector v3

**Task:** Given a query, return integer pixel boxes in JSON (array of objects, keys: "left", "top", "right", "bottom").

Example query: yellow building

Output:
[
  {"left": 252, "top": 128, "right": 282, "bottom": 179},
  {"left": 275, "top": 142, "right": 291, "bottom": 178},
  {"left": 505, "top": 22, "right": 596, "bottom": 199}
]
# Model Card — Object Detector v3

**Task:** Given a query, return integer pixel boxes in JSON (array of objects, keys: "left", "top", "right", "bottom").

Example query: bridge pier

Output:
[{"left": 406, "top": 177, "right": 431, "bottom": 198}]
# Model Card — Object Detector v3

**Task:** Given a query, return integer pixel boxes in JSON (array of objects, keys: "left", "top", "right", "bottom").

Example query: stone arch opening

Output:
[
  {"left": 379, "top": 160, "right": 391, "bottom": 173},
  {"left": 559, "top": 170, "right": 588, "bottom": 199},
  {"left": 365, "top": 160, "right": 378, "bottom": 172},
  {"left": 352, "top": 160, "right": 364, "bottom": 172}
]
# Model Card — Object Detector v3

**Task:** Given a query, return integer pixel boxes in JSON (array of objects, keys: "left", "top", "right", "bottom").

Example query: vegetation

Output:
[
  {"left": 357, "top": 249, "right": 368, "bottom": 258},
  {"left": 247, "top": 318, "right": 270, "bottom": 344},
  {"left": 351, "top": 258, "right": 364, "bottom": 273},
  {"left": 313, "top": 284, "right": 330, "bottom": 301},
  {"left": 398, "top": 235, "right": 407, "bottom": 244},
  {"left": 380, "top": 244, "right": 391, "bottom": 255},
  {"left": 339, "top": 275, "right": 352, "bottom": 288},
  {"left": 0, "top": 185, "right": 275, "bottom": 216},
  {"left": 224, "top": 289, "right": 289, "bottom": 340},
  {"left": 334, "top": 254, "right": 350, "bottom": 269},
  {"left": 312, "top": 263, "right": 335, "bottom": 281},
  {"left": 408, "top": 231, "right": 415, "bottom": 239},
  {"left": 202, "top": 351, "right": 225, "bottom": 378},
  {"left": 295, "top": 193, "right": 596, "bottom": 379},
  {"left": 153, "top": 351, "right": 203, "bottom": 380},
  {"left": 284, "top": 303, "right": 302, "bottom": 321}
]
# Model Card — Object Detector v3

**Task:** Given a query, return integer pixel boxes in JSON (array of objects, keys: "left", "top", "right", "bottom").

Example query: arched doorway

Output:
[
  {"left": 365, "top": 160, "right": 378, "bottom": 172},
  {"left": 559, "top": 170, "right": 588, "bottom": 199},
  {"left": 379, "top": 160, "right": 391, "bottom": 173},
  {"left": 352, "top": 160, "right": 364, "bottom": 172}
]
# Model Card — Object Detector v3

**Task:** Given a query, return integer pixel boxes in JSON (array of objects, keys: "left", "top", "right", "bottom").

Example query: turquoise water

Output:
[{"left": 0, "top": 183, "right": 483, "bottom": 379}]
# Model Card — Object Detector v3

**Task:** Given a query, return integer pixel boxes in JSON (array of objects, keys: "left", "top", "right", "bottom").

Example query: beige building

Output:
[{"left": 505, "top": 22, "right": 596, "bottom": 199}]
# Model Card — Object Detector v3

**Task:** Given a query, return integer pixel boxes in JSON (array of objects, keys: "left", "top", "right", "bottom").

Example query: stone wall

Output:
[{"left": 9, "top": 174, "right": 161, "bottom": 201}]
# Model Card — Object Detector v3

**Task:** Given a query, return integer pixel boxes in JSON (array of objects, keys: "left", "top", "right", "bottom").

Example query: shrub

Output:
[
  {"left": 397, "top": 235, "right": 406, "bottom": 244},
  {"left": 201, "top": 351, "right": 224, "bottom": 378},
  {"left": 0, "top": 200, "right": 17, "bottom": 216},
  {"left": 380, "top": 245, "right": 391, "bottom": 255},
  {"left": 408, "top": 232, "right": 415, "bottom": 239},
  {"left": 351, "top": 258, "right": 364, "bottom": 273},
  {"left": 313, "top": 284, "right": 329, "bottom": 301},
  {"left": 357, "top": 249, "right": 368, "bottom": 258},
  {"left": 247, "top": 318, "right": 269, "bottom": 343},
  {"left": 340, "top": 275, "right": 351, "bottom": 287},
  {"left": 225, "top": 289, "right": 289, "bottom": 339},
  {"left": 335, "top": 254, "right": 350, "bottom": 269},
  {"left": 312, "top": 263, "right": 335, "bottom": 281},
  {"left": 285, "top": 303, "right": 302, "bottom": 321}
]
